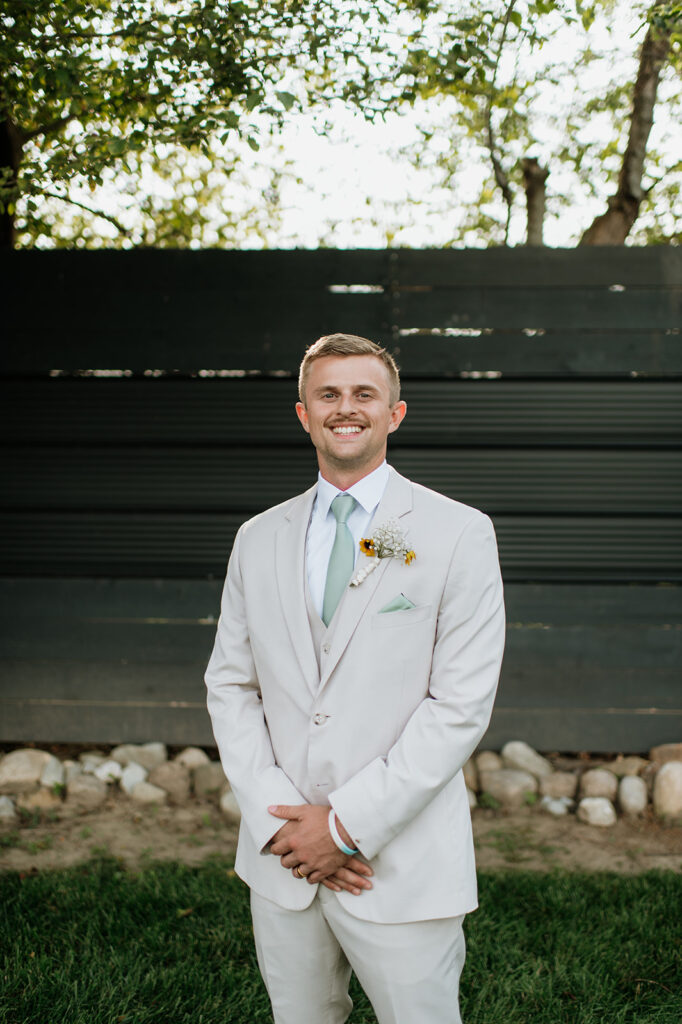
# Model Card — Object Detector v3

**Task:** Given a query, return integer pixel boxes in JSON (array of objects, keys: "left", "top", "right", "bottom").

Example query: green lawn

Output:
[{"left": 1, "top": 859, "right": 680, "bottom": 1023}]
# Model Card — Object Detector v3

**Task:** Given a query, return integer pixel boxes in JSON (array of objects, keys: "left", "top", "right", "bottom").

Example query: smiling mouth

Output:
[{"left": 331, "top": 425, "right": 364, "bottom": 435}]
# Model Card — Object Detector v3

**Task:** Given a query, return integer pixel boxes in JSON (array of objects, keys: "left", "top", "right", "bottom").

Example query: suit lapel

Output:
[
  {"left": 275, "top": 484, "right": 319, "bottom": 697},
  {"left": 319, "top": 469, "right": 414, "bottom": 690}
]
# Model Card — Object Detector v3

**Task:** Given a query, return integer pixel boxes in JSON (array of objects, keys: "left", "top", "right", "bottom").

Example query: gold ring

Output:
[{"left": 295, "top": 866, "right": 306, "bottom": 879}]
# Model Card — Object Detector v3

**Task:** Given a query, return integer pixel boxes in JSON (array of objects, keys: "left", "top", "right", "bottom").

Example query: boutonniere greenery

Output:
[{"left": 350, "top": 519, "right": 416, "bottom": 587}]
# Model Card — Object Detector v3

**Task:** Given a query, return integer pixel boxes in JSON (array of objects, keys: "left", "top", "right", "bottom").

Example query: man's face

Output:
[{"left": 296, "top": 354, "right": 406, "bottom": 481}]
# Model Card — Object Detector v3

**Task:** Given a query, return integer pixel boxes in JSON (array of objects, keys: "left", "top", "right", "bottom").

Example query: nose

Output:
[{"left": 337, "top": 391, "right": 357, "bottom": 417}]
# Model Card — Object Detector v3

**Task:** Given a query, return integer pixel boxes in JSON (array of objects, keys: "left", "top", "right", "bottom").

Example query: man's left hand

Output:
[{"left": 268, "top": 804, "right": 372, "bottom": 891}]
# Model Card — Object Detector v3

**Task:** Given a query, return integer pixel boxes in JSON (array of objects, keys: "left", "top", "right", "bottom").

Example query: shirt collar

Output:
[{"left": 316, "top": 461, "right": 390, "bottom": 519}]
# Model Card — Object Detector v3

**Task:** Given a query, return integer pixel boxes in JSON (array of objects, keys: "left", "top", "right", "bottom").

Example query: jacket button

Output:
[
  {"left": 313, "top": 713, "right": 328, "bottom": 726},
  {"left": 322, "top": 642, "right": 330, "bottom": 654}
]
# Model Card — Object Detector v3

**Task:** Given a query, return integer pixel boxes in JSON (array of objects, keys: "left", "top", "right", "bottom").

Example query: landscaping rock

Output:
[
  {"left": 193, "top": 761, "right": 227, "bottom": 798},
  {"left": 580, "top": 768, "right": 618, "bottom": 801},
  {"left": 219, "top": 787, "right": 241, "bottom": 822},
  {"left": 94, "top": 759, "right": 123, "bottom": 783},
  {"left": 479, "top": 769, "right": 538, "bottom": 809},
  {"left": 539, "top": 771, "right": 578, "bottom": 800},
  {"left": 64, "top": 775, "right": 108, "bottom": 813},
  {"left": 63, "top": 760, "right": 83, "bottom": 783},
  {"left": 111, "top": 743, "right": 167, "bottom": 771},
  {"left": 40, "top": 755, "right": 65, "bottom": 789},
  {"left": 608, "top": 755, "right": 648, "bottom": 777},
  {"left": 476, "top": 750, "right": 503, "bottom": 773},
  {"left": 0, "top": 795, "right": 17, "bottom": 822},
  {"left": 649, "top": 743, "right": 682, "bottom": 766},
  {"left": 174, "top": 747, "right": 210, "bottom": 769},
  {"left": 148, "top": 762, "right": 191, "bottom": 804},
  {"left": 120, "top": 762, "right": 148, "bottom": 795},
  {"left": 130, "top": 781, "right": 168, "bottom": 805},
  {"left": 462, "top": 757, "right": 478, "bottom": 792},
  {"left": 540, "top": 795, "right": 573, "bottom": 817},
  {"left": 618, "top": 775, "right": 648, "bottom": 816},
  {"left": 653, "top": 761, "right": 682, "bottom": 821},
  {"left": 17, "top": 787, "right": 62, "bottom": 813},
  {"left": 501, "top": 740, "right": 553, "bottom": 779},
  {"left": 79, "top": 751, "right": 106, "bottom": 774},
  {"left": 466, "top": 787, "right": 477, "bottom": 810},
  {"left": 577, "top": 797, "right": 617, "bottom": 827},
  {"left": 0, "top": 749, "right": 52, "bottom": 794}
]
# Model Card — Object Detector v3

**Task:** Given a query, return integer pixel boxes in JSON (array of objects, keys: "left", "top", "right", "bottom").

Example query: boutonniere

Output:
[{"left": 350, "top": 519, "right": 416, "bottom": 586}]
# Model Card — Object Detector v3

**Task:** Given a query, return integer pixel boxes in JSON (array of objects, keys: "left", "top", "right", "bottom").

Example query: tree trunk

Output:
[
  {"left": 0, "top": 117, "right": 23, "bottom": 250},
  {"left": 580, "top": 15, "right": 671, "bottom": 246},
  {"left": 521, "top": 157, "right": 548, "bottom": 246}
]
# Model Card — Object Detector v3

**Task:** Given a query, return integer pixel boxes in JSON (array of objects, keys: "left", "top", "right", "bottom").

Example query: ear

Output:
[
  {"left": 295, "top": 401, "right": 310, "bottom": 433},
  {"left": 387, "top": 400, "right": 407, "bottom": 435}
]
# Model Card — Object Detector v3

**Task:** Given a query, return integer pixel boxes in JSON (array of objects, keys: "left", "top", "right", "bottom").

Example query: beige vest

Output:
[{"left": 304, "top": 572, "right": 334, "bottom": 679}]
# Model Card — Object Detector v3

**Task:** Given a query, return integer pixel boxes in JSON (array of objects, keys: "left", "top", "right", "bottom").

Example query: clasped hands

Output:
[{"left": 268, "top": 803, "right": 373, "bottom": 896}]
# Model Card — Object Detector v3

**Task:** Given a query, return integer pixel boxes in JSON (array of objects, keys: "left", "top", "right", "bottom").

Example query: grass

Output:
[{"left": 1, "top": 860, "right": 680, "bottom": 1023}]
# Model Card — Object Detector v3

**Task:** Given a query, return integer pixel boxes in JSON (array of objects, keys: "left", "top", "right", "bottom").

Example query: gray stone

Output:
[
  {"left": 111, "top": 742, "right": 168, "bottom": 771},
  {"left": 608, "top": 755, "right": 649, "bottom": 777},
  {"left": 64, "top": 774, "right": 108, "bottom": 813},
  {"left": 577, "top": 797, "right": 617, "bottom": 827},
  {"left": 580, "top": 768, "right": 618, "bottom": 801},
  {"left": 17, "top": 787, "right": 62, "bottom": 813},
  {"left": 0, "top": 795, "right": 17, "bottom": 822},
  {"left": 539, "top": 771, "right": 578, "bottom": 800},
  {"left": 466, "top": 786, "right": 477, "bottom": 810},
  {"left": 94, "top": 759, "right": 123, "bottom": 783},
  {"left": 618, "top": 775, "right": 648, "bottom": 816},
  {"left": 462, "top": 758, "right": 478, "bottom": 792},
  {"left": 501, "top": 740, "right": 553, "bottom": 779},
  {"left": 219, "top": 787, "right": 242, "bottom": 822},
  {"left": 174, "top": 747, "right": 210, "bottom": 769},
  {"left": 79, "top": 751, "right": 106, "bottom": 774},
  {"left": 40, "top": 755, "right": 65, "bottom": 789},
  {"left": 148, "top": 762, "right": 191, "bottom": 804},
  {"left": 120, "top": 762, "right": 148, "bottom": 795},
  {"left": 193, "top": 761, "right": 227, "bottom": 798},
  {"left": 653, "top": 761, "right": 682, "bottom": 821},
  {"left": 479, "top": 769, "right": 538, "bottom": 809},
  {"left": 476, "top": 750, "right": 503, "bottom": 773},
  {"left": 649, "top": 743, "right": 682, "bottom": 766},
  {"left": 0, "top": 749, "right": 52, "bottom": 794},
  {"left": 63, "top": 760, "right": 83, "bottom": 783},
  {"left": 130, "top": 781, "right": 168, "bottom": 805},
  {"left": 540, "top": 795, "right": 572, "bottom": 817}
]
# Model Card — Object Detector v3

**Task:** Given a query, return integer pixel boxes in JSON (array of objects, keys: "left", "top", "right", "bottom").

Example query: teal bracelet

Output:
[{"left": 328, "top": 807, "right": 358, "bottom": 855}]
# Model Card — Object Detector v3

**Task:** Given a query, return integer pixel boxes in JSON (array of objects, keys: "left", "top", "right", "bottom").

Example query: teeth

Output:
[{"left": 332, "top": 426, "right": 363, "bottom": 434}]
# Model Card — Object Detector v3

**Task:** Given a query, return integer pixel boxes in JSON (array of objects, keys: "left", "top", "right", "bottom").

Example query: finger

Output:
[
  {"left": 320, "top": 878, "right": 342, "bottom": 893},
  {"left": 279, "top": 853, "right": 300, "bottom": 869},
  {"left": 268, "top": 804, "right": 303, "bottom": 820},
  {"left": 334, "top": 866, "right": 373, "bottom": 890},
  {"left": 291, "top": 865, "right": 308, "bottom": 880},
  {"left": 346, "top": 856, "right": 373, "bottom": 876},
  {"left": 324, "top": 872, "right": 365, "bottom": 896}
]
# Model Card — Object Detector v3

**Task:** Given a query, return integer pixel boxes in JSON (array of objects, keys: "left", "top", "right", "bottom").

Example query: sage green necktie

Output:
[{"left": 322, "top": 494, "right": 356, "bottom": 626}]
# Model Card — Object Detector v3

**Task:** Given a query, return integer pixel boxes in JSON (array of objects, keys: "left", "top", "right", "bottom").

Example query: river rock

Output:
[
  {"left": 79, "top": 751, "right": 106, "bottom": 773},
  {"left": 539, "top": 771, "right": 577, "bottom": 800},
  {"left": 64, "top": 775, "right": 108, "bottom": 813},
  {"left": 0, "top": 795, "right": 17, "bottom": 822},
  {"left": 479, "top": 769, "right": 538, "bottom": 809},
  {"left": 0, "top": 749, "right": 52, "bottom": 794},
  {"left": 219, "top": 787, "right": 241, "bottom": 822},
  {"left": 40, "top": 755, "right": 65, "bottom": 789},
  {"left": 476, "top": 750, "right": 503, "bottom": 773},
  {"left": 653, "top": 761, "right": 682, "bottom": 820},
  {"left": 94, "top": 759, "right": 123, "bottom": 783},
  {"left": 120, "top": 762, "right": 147, "bottom": 795},
  {"left": 649, "top": 743, "right": 682, "bottom": 766},
  {"left": 618, "top": 775, "right": 648, "bottom": 816},
  {"left": 63, "top": 760, "right": 83, "bottom": 783},
  {"left": 130, "top": 781, "right": 168, "bottom": 805},
  {"left": 193, "top": 761, "right": 227, "bottom": 798},
  {"left": 111, "top": 743, "right": 167, "bottom": 771},
  {"left": 580, "top": 768, "right": 618, "bottom": 801},
  {"left": 17, "top": 787, "right": 62, "bottom": 813},
  {"left": 577, "top": 797, "right": 617, "bottom": 827},
  {"left": 462, "top": 758, "right": 478, "bottom": 791},
  {"left": 174, "top": 747, "right": 210, "bottom": 769},
  {"left": 467, "top": 786, "right": 477, "bottom": 809},
  {"left": 608, "top": 755, "right": 648, "bottom": 777},
  {"left": 501, "top": 740, "right": 553, "bottom": 779},
  {"left": 149, "top": 762, "right": 191, "bottom": 803},
  {"left": 540, "top": 795, "right": 572, "bottom": 817}
]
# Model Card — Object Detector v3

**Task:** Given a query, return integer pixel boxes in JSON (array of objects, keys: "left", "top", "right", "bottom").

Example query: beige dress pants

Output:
[{"left": 250, "top": 886, "right": 466, "bottom": 1024}]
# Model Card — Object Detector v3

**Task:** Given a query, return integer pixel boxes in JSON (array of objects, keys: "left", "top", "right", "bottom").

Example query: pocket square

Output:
[{"left": 378, "top": 594, "right": 416, "bottom": 613}]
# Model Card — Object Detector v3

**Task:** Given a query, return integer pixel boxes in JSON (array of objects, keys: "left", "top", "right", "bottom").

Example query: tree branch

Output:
[
  {"left": 485, "top": 0, "right": 518, "bottom": 245},
  {"left": 40, "top": 191, "right": 129, "bottom": 235},
  {"left": 521, "top": 156, "right": 549, "bottom": 245}
]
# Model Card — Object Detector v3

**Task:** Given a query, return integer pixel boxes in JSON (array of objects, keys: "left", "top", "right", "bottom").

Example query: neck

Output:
[{"left": 318, "top": 457, "right": 385, "bottom": 492}]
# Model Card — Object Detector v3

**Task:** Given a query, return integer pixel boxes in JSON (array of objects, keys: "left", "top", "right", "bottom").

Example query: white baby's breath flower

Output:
[{"left": 350, "top": 521, "right": 416, "bottom": 587}]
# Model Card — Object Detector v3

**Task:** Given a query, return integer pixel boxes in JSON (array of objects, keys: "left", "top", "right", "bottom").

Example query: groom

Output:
[{"left": 205, "top": 333, "right": 505, "bottom": 1024}]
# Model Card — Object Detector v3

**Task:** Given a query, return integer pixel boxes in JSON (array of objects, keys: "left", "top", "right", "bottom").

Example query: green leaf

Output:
[
  {"left": 276, "top": 91, "right": 296, "bottom": 111},
  {"left": 107, "top": 138, "right": 126, "bottom": 156}
]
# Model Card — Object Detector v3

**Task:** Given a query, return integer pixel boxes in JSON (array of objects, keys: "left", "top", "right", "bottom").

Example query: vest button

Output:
[
  {"left": 322, "top": 642, "right": 331, "bottom": 654},
  {"left": 313, "top": 713, "right": 328, "bottom": 726}
]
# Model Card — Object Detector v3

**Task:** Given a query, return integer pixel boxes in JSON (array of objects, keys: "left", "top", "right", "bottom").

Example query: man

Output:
[{"left": 205, "top": 333, "right": 505, "bottom": 1024}]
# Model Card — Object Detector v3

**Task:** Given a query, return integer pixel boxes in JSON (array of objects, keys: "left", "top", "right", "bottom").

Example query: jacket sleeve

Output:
[
  {"left": 205, "top": 526, "right": 304, "bottom": 853},
  {"left": 329, "top": 512, "right": 505, "bottom": 860}
]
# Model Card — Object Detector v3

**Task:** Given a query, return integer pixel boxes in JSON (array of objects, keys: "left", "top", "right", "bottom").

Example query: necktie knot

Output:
[{"left": 331, "top": 493, "right": 355, "bottom": 525}]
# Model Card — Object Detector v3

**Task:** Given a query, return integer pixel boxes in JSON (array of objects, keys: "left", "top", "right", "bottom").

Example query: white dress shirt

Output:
[{"left": 306, "top": 461, "right": 390, "bottom": 618}]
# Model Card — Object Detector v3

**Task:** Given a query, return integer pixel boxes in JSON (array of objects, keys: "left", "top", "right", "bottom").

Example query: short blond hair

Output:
[{"left": 298, "top": 333, "right": 400, "bottom": 406}]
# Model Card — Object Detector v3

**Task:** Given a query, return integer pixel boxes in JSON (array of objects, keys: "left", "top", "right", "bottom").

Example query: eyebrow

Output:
[{"left": 313, "top": 383, "right": 380, "bottom": 394}]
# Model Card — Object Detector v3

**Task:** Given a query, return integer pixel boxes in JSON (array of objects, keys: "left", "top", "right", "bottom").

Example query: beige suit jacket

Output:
[{"left": 205, "top": 467, "right": 505, "bottom": 923}]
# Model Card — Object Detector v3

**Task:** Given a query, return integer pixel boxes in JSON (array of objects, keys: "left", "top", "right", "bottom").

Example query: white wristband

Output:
[{"left": 328, "top": 807, "right": 358, "bottom": 855}]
